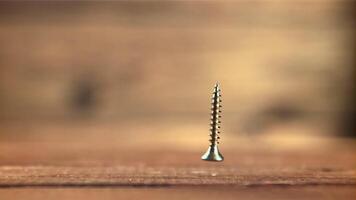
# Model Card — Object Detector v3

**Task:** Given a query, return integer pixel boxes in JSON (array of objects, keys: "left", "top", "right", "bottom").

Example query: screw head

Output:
[{"left": 201, "top": 146, "right": 224, "bottom": 161}]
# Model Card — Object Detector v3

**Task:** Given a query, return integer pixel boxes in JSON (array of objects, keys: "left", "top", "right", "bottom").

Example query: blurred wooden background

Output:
[
  {"left": 0, "top": 1, "right": 355, "bottom": 199},
  {"left": 0, "top": 1, "right": 355, "bottom": 138}
]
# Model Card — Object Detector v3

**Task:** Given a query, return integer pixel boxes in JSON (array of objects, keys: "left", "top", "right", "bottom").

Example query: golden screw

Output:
[{"left": 201, "top": 82, "right": 224, "bottom": 162}]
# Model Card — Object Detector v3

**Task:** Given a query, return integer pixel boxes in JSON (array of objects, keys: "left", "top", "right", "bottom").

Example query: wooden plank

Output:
[
  {"left": 1, "top": 186, "right": 356, "bottom": 200},
  {"left": 0, "top": 165, "right": 355, "bottom": 187},
  {"left": 0, "top": 122, "right": 355, "bottom": 200}
]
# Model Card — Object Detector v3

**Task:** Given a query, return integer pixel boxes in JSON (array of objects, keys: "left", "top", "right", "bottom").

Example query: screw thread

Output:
[{"left": 209, "top": 83, "right": 221, "bottom": 147}]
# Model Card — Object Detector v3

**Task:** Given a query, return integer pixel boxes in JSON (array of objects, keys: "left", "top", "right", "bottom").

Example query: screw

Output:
[{"left": 201, "top": 82, "right": 224, "bottom": 162}]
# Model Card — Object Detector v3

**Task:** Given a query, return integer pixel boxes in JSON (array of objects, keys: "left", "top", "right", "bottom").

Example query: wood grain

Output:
[{"left": 0, "top": 122, "right": 355, "bottom": 199}]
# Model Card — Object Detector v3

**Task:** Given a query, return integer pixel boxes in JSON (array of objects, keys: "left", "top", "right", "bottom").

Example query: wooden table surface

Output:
[{"left": 0, "top": 122, "right": 355, "bottom": 199}]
